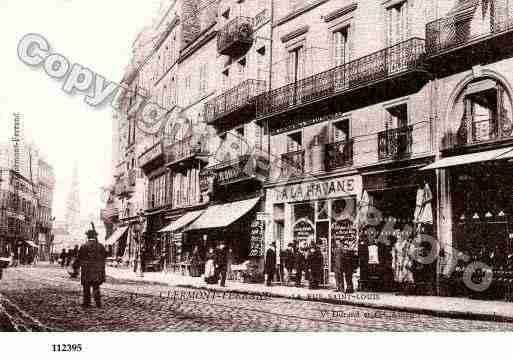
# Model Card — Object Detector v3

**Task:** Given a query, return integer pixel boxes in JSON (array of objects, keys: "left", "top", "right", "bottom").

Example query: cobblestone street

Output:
[{"left": 0, "top": 264, "right": 512, "bottom": 331}]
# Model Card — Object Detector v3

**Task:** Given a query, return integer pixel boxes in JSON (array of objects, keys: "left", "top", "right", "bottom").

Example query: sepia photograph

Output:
[{"left": 1, "top": 0, "right": 513, "bottom": 353}]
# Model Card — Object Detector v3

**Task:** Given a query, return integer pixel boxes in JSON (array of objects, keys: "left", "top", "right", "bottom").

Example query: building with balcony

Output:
[
  {"left": 420, "top": 0, "right": 513, "bottom": 300},
  {"left": 261, "top": 0, "right": 436, "bottom": 292},
  {"left": 36, "top": 158, "right": 55, "bottom": 261}
]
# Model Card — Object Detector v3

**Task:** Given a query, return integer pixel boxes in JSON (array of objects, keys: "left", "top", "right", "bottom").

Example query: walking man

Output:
[
  {"left": 77, "top": 226, "right": 107, "bottom": 308},
  {"left": 264, "top": 242, "right": 277, "bottom": 286},
  {"left": 214, "top": 242, "right": 229, "bottom": 287},
  {"left": 293, "top": 245, "right": 305, "bottom": 287}
]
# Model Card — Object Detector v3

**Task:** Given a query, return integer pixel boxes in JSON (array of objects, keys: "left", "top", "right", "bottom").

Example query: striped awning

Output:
[{"left": 105, "top": 226, "right": 128, "bottom": 246}]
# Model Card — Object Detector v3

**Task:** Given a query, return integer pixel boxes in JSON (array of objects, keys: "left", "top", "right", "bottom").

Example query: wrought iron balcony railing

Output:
[
  {"left": 453, "top": 115, "right": 513, "bottom": 148},
  {"left": 325, "top": 140, "right": 353, "bottom": 170},
  {"left": 426, "top": 0, "right": 513, "bottom": 56},
  {"left": 217, "top": 16, "right": 254, "bottom": 55},
  {"left": 378, "top": 125, "right": 413, "bottom": 161},
  {"left": 256, "top": 38, "right": 425, "bottom": 119},
  {"left": 114, "top": 176, "right": 135, "bottom": 197},
  {"left": 205, "top": 79, "right": 267, "bottom": 123},
  {"left": 101, "top": 207, "right": 119, "bottom": 222},
  {"left": 164, "top": 135, "right": 209, "bottom": 166},
  {"left": 205, "top": 153, "right": 270, "bottom": 186},
  {"left": 280, "top": 149, "right": 305, "bottom": 178},
  {"left": 138, "top": 141, "right": 163, "bottom": 168}
]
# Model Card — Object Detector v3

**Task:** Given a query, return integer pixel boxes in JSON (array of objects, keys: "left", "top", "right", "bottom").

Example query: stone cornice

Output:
[
  {"left": 322, "top": 3, "right": 357, "bottom": 22},
  {"left": 280, "top": 25, "right": 310, "bottom": 43}
]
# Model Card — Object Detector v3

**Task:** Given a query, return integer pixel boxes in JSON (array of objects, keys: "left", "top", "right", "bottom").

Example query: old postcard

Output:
[{"left": 1, "top": 0, "right": 513, "bottom": 353}]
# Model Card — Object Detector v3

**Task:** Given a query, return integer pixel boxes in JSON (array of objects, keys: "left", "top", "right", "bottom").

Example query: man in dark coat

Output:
[
  {"left": 264, "top": 242, "right": 277, "bottom": 286},
  {"left": 293, "top": 246, "right": 305, "bottom": 287},
  {"left": 78, "top": 228, "right": 107, "bottom": 308},
  {"left": 214, "top": 242, "right": 229, "bottom": 287},
  {"left": 307, "top": 245, "right": 324, "bottom": 289},
  {"left": 333, "top": 238, "right": 355, "bottom": 293}
]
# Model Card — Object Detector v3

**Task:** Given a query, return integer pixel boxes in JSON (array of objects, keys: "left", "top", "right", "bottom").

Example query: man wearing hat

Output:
[
  {"left": 264, "top": 242, "right": 277, "bottom": 286},
  {"left": 77, "top": 225, "right": 107, "bottom": 308}
]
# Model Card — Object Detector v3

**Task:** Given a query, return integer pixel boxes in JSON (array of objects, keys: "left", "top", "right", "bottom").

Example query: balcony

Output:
[
  {"left": 378, "top": 125, "right": 413, "bottom": 161},
  {"left": 280, "top": 149, "right": 305, "bottom": 178},
  {"left": 325, "top": 140, "right": 354, "bottom": 170},
  {"left": 164, "top": 135, "right": 209, "bottom": 167},
  {"left": 452, "top": 116, "right": 513, "bottom": 149},
  {"left": 138, "top": 141, "right": 163, "bottom": 169},
  {"left": 217, "top": 16, "right": 254, "bottom": 56},
  {"left": 114, "top": 176, "right": 135, "bottom": 198},
  {"left": 205, "top": 153, "right": 270, "bottom": 186},
  {"left": 100, "top": 207, "right": 119, "bottom": 222},
  {"left": 426, "top": 0, "right": 513, "bottom": 57},
  {"left": 256, "top": 38, "right": 426, "bottom": 121},
  {"left": 205, "top": 79, "right": 267, "bottom": 124}
]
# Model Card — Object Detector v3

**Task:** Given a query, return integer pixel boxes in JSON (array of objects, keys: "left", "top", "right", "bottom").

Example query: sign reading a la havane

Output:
[{"left": 274, "top": 177, "right": 357, "bottom": 203}]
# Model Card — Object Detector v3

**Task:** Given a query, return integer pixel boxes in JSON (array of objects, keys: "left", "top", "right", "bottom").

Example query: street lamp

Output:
[{"left": 133, "top": 209, "right": 145, "bottom": 278}]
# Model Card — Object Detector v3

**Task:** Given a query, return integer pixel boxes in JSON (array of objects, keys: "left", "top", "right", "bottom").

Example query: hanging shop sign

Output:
[
  {"left": 293, "top": 218, "right": 315, "bottom": 247},
  {"left": 271, "top": 176, "right": 360, "bottom": 203},
  {"left": 249, "top": 220, "right": 265, "bottom": 257}
]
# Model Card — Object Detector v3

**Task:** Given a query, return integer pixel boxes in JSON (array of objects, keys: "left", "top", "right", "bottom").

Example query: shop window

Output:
[
  {"left": 293, "top": 202, "right": 315, "bottom": 224},
  {"left": 316, "top": 200, "right": 329, "bottom": 221}
]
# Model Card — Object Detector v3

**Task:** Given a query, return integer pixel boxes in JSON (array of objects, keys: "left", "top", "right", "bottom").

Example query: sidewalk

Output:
[{"left": 106, "top": 266, "right": 513, "bottom": 323}]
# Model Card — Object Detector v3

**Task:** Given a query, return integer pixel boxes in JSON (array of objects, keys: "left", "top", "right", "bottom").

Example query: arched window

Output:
[{"left": 449, "top": 77, "right": 513, "bottom": 146}]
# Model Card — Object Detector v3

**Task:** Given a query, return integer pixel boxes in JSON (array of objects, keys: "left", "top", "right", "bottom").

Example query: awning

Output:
[
  {"left": 25, "top": 240, "right": 38, "bottom": 248},
  {"left": 185, "top": 197, "right": 260, "bottom": 231},
  {"left": 421, "top": 147, "right": 513, "bottom": 170},
  {"left": 158, "top": 210, "right": 205, "bottom": 233},
  {"left": 105, "top": 226, "right": 128, "bottom": 246}
]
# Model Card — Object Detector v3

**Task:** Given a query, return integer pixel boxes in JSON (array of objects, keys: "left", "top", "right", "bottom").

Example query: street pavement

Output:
[{"left": 1, "top": 263, "right": 513, "bottom": 331}]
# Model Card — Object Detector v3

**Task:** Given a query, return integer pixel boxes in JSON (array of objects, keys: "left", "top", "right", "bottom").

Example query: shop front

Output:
[
  {"left": 184, "top": 196, "right": 264, "bottom": 281},
  {"left": 359, "top": 165, "right": 436, "bottom": 293},
  {"left": 266, "top": 175, "right": 362, "bottom": 287},
  {"left": 424, "top": 147, "right": 513, "bottom": 300}
]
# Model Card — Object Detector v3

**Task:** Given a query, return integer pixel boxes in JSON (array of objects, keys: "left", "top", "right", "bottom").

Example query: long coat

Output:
[
  {"left": 214, "top": 247, "right": 228, "bottom": 271},
  {"left": 264, "top": 247, "right": 276, "bottom": 275},
  {"left": 78, "top": 240, "right": 107, "bottom": 286},
  {"left": 307, "top": 249, "right": 324, "bottom": 279},
  {"left": 333, "top": 247, "right": 353, "bottom": 274}
]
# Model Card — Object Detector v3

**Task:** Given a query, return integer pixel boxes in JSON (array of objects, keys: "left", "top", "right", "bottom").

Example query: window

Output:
[
  {"left": 199, "top": 64, "right": 208, "bottom": 94},
  {"left": 332, "top": 26, "right": 351, "bottom": 67},
  {"left": 385, "top": 103, "right": 408, "bottom": 128},
  {"left": 287, "top": 47, "right": 305, "bottom": 84},
  {"left": 386, "top": 0, "right": 409, "bottom": 46},
  {"left": 332, "top": 119, "right": 350, "bottom": 143},
  {"left": 222, "top": 68, "right": 230, "bottom": 90},
  {"left": 286, "top": 131, "right": 302, "bottom": 152}
]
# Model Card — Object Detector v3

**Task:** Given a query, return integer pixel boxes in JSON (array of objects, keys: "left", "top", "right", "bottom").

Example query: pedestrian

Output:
[
  {"left": 66, "top": 247, "right": 74, "bottom": 267},
  {"left": 283, "top": 243, "right": 294, "bottom": 284},
  {"left": 59, "top": 249, "right": 66, "bottom": 267},
  {"left": 190, "top": 245, "right": 202, "bottom": 277},
  {"left": 214, "top": 242, "right": 229, "bottom": 287},
  {"left": 77, "top": 226, "right": 107, "bottom": 308},
  {"left": 333, "top": 238, "right": 355, "bottom": 293},
  {"left": 264, "top": 242, "right": 277, "bottom": 286},
  {"left": 204, "top": 247, "right": 216, "bottom": 284},
  {"left": 307, "top": 244, "right": 323, "bottom": 289},
  {"left": 293, "top": 245, "right": 305, "bottom": 287}
]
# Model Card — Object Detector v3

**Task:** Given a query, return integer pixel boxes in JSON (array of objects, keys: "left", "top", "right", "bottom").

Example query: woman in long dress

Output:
[{"left": 204, "top": 247, "right": 216, "bottom": 284}]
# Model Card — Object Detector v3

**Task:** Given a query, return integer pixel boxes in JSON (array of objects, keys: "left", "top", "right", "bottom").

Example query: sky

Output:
[{"left": 0, "top": 0, "right": 161, "bottom": 221}]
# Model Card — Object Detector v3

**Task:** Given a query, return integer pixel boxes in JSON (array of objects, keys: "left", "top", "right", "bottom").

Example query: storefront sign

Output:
[
  {"left": 272, "top": 177, "right": 358, "bottom": 203},
  {"left": 293, "top": 218, "right": 315, "bottom": 246},
  {"left": 331, "top": 219, "right": 357, "bottom": 250},
  {"left": 256, "top": 212, "right": 270, "bottom": 222},
  {"left": 249, "top": 220, "right": 265, "bottom": 257}
]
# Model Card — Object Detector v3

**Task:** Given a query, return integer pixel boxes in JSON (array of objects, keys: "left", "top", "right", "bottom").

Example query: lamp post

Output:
[{"left": 133, "top": 209, "right": 145, "bottom": 278}]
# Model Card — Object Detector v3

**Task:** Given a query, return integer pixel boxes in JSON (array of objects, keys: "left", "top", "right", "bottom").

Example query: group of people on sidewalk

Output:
[
  {"left": 203, "top": 242, "right": 229, "bottom": 287},
  {"left": 264, "top": 238, "right": 355, "bottom": 293}
]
